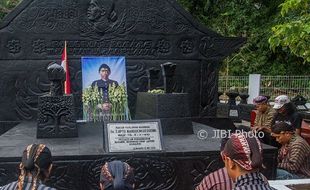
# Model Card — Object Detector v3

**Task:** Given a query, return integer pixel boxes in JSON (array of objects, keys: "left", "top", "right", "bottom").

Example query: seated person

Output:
[
  {"left": 0, "top": 144, "right": 56, "bottom": 190},
  {"left": 272, "top": 95, "right": 302, "bottom": 135},
  {"left": 99, "top": 160, "right": 134, "bottom": 190},
  {"left": 271, "top": 122, "right": 310, "bottom": 179},
  {"left": 252, "top": 95, "right": 277, "bottom": 146},
  {"left": 253, "top": 95, "right": 276, "bottom": 132},
  {"left": 221, "top": 133, "right": 274, "bottom": 190},
  {"left": 195, "top": 137, "right": 233, "bottom": 190}
]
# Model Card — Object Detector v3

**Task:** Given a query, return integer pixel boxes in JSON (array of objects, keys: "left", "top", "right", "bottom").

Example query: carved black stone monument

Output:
[
  {"left": 0, "top": 0, "right": 250, "bottom": 189},
  {"left": 136, "top": 62, "right": 193, "bottom": 135},
  {"left": 37, "top": 63, "right": 77, "bottom": 138},
  {"left": 0, "top": 0, "right": 245, "bottom": 121}
]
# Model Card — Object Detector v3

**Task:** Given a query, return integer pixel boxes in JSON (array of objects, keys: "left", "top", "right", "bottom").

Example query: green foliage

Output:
[
  {"left": 177, "top": 0, "right": 310, "bottom": 75},
  {"left": 0, "top": 0, "right": 21, "bottom": 20},
  {"left": 269, "top": 0, "right": 310, "bottom": 62}
]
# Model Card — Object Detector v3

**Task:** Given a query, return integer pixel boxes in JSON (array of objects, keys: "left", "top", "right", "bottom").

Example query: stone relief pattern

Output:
[
  {"left": 37, "top": 96, "right": 76, "bottom": 136},
  {"left": 0, "top": 165, "right": 19, "bottom": 186},
  {"left": 135, "top": 0, "right": 192, "bottom": 35},
  {"left": 15, "top": 70, "right": 50, "bottom": 120},
  {"left": 46, "top": 157, "right": 177, "bottom": 190},
  {"left": 190, "top": 156, "right": 222, "bottom": 187},
  {"left": 200, "top": 61, "right": 217, "bottom": 117},
  {"left": 178, "top": 39, "right": 194, "bottom": 55},
  {"left": 9, "top": 0, "right": 194, "bottom": 37},
  {"left": 126, "top": 63, "right": 148, "bottom": 115},
  {"left": 11, "top": 0, "right": 79, "bottom": 33},
  {"left": 14, "top": 62, "right": 80, "bottom": 120},
  {"left": 80, "top": 0, "right": 140, "bottom": 40},
  {"left": 32, "top": 39, "right": 46, "bottom": 54},
  {"left": 6, "top": 39, "right": 21, "bottom": 54},
  {"left": 129, "top": 157, "right": 177, "bottom": 190},
  {"left": 48, "top": 161, "right": 82, "bottom": 190}
]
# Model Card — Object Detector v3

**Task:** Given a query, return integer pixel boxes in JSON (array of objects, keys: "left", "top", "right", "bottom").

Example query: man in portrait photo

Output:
[{"left": 91, "top": 63, "right": 118, "bottom": 112}]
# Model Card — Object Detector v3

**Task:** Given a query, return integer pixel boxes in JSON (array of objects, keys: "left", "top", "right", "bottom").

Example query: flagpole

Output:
[
  {"left": 64, "top": 41, "right": 68, "bottom": 94},
  {"left": 61, "top": 40, "right": 71, "bottom": 94}
]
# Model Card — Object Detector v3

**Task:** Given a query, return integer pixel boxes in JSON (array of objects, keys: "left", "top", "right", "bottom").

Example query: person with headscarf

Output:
[
  {"left": 195, "top": 137, "right": 233, "bottom": 190},
  {"left": 99, "top": 160, "right": 134, "bottom": 190},
  {"left": 0, "top": 144, "right": 56, "bottom": 190},
  {"left": 271, "top": 122, "right": 310, "bottom": 179},
  {"left": 272, "top": 95, "right": 302, "bottom": 135},
  {"left": 221, "top": 133, "right": 275, "bottom": 190}
]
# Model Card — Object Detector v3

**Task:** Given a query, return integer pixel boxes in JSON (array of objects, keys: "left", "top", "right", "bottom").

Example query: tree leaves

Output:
[{"left": 269, "top": 0, "right": 310, "bottom": 63}]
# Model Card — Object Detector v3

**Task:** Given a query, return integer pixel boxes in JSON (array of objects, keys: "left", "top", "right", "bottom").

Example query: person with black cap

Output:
[
  {"left": 271, "top": 122, "right": 310, "bottom": 179},
  {"left": 221, "top": 133, "right": 274, "bottom": 190},
  {"left": 91, "top": 63, "right": 118, "bottom": 112},
  {"left": 0, "top": 144, "right": 56, "bottom": 190},
  {"left": 99, "top": 160, "right": 134, "bottom": 190}
]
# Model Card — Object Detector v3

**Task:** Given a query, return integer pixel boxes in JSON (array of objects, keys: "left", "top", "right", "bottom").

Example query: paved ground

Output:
[{"left": 269, "top": 179, "right": 310, "bottom": 190}]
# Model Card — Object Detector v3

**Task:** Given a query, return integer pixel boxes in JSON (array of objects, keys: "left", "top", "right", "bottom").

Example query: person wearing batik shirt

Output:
[
  {"left": 252, "top": 95, "right": 277, "bottom": 146},
  {"left": 271, "top": 122, "right": 310, "bottom": 179},
  {"left": 99, "top": 160, "right": 134, "bottom": 190},
  {"left": 221, "top": 133, "right": 275, "bottom": 190},
  {"left": 0, "top": 144, "right": 56, "bottom": 190},
  {"left": 195, "top": 138, "right": 233, "bottom": 190},
  {"left": 253, "top": 96, "right": 276, "bottom": 131}
]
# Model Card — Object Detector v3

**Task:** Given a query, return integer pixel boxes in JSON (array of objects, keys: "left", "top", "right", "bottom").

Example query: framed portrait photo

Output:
[{"left": 81, "top": 56, "right": 130, "bottom": 122}]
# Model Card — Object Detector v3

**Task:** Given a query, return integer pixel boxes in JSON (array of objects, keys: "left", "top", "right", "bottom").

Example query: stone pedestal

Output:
[
  {"left": 226, "top": 92, "right": 241, "bottom": 122},
  {"left": 37, "top": 95, "right": 78, "bottom": 138},
  {"left": 135, "top": 92, "right": 193, "bottom": 135}
]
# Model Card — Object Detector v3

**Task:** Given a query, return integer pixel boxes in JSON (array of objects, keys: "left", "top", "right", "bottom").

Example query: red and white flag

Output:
[{"left": 61, "top": 41, "right": 71, "bottom": 94}]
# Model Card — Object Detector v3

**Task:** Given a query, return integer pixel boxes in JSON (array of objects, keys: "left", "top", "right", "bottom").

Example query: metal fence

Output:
[{"left": 218, "top": 75, "right": 310, "bottom": 101}]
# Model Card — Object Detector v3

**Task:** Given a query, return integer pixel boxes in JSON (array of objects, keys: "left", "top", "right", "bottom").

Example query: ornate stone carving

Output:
[
  {"left": 82, "top": 0, "right": 139, "bottom": 39},
  {"left": 0, "top": 0, "right": 245, "bottom": 120},
  {"left": 0, "top": 152, "right": 276, "bottom": 189},
  {"left": 37, "top": 95, "right": 77, "bottom": 138},
  {"left": 37, "top": 62, "right": 77, "bottom": 138},
  {"left": 156, "top": 39, "right": 171, "bottom": 54},
  {"left": 179, "top": 39, "right": 194, "bottom": 54},
  {"left": 6, "top": 39, "right": 21, "bottom": 54},
  {"left": 200, "top": 61, "right": 218, "bottom": 116},
  {"left": 32, "top": 39, "right": 46, "bottom": 54}
]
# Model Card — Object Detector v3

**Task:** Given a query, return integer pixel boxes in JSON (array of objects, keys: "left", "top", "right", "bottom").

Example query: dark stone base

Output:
[
  {"left": 37, "top": 95, "right": 78, "bottom": 138},
  {"left": 160, "top": 117, "right": 193, "bottom": 135},
  {"left": 135, "top": 92, "right": 191, "bottom": 118},
  {"left": 0, "top": 121, "right": 277, "bottom": 190},
  {"left": 0, "top": 121, "right": 20, "bottom": 136},
  {"left": 135, "top": 92, "right": 193, "bottom": 135}
]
